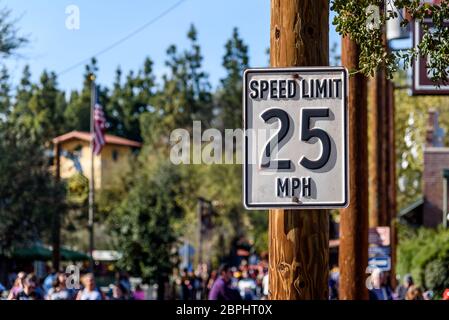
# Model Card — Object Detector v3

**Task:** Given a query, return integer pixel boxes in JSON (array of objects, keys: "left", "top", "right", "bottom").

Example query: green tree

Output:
[
  {"left": 216, "top": 27, "right": 249, "bottom": 130},
  {"left": 60, "top": 173, "right": 89, "bottom": 251},
  {"left": 0, "top": 6, "right": 27, "bottom": 58},
  {"left": 11, "top": 70, "right": 66, "bottom": 143},
  {"left": 106, "top": 58, "right": 156, "bottom": 141},
  {"left": 13, "top": 65, "right": 33, "bottom": 115},
  {"left": 109, "top": 161, "right": 184, "bottom": 299},
  {"left": 64, "top": 58, "right": 108, "bottom": 132},
  {"left": 141, "top": 24, "right": 212, "bottom": 146},
  {"left": 0, "top": 124, "right": 65, "bottom": 256},
  {"left": 0, "top": 65, "right": 10, "bottom": 116},
  {"left": 332, "top": 1, "right": 449, "bottom": 81},
  {"left": 397, "top": 225, "right": 449, "bottom": 297},
  {"left": 197, "top": 163, "right": 268, "bottom": 257}
]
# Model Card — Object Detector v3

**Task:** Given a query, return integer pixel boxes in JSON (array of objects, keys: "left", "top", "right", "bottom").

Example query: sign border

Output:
[
  {"left": 243, "top": 67, "right": 349, "bottom": 209},
  {"left": 412, "top": 19, "right": 449, "bottom": 95}
]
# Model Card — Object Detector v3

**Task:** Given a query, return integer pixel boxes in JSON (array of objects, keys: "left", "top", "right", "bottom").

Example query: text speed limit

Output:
[{"left": 243, "top": 67, "right": 349, "bottom": 209}]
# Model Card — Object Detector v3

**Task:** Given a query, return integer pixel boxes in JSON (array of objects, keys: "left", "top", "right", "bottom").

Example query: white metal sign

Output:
[{"left": 243, "top": 67, "right": 349, "bottom": 209}]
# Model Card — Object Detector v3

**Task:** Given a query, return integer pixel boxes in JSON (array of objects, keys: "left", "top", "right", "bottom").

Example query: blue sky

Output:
[{"left": 2, "top": 0, "right": 340, "bottom": 93}]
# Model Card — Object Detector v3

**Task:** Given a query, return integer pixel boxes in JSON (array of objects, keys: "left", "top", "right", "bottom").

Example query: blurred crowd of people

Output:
[
  {"left": 1, "top": 260, "right": 269, "bottom": 301},
  {"left": 0, "top": 270, "right": 146, "bottom": 300},
  {"left": 328, "top": 266, "right": 449, "bottom": 300},
  {"left": 3, "top": 263, "right": 449, "bottom": 300},
  {"left": 172, "top": 261, "right": 269, "bottom": 301}
]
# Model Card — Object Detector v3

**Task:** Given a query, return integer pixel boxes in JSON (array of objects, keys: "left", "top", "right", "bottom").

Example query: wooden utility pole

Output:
[
  {"left": 368, "top": 1, "right": 397, "bottom": 287},
  {"left": 338, "top": 37, "right": 369, "bottom": 300},
  {"left": 387, "top": 79, "right": 398, "bottom": 288},
  {"left": 369, "top": 3, "right": 389, "bottom": 228},
  {"left": 368, "top": 71, "right": 389, "bottom": 227},
  {"left": 52, "top": 142, "right": 61, "bottom": 271},
  {"left": 269, "top": 0, "right": 329, "bottom": 300},
  {"left": 88, "top": 76, "right": 96, "bottom": 271}
]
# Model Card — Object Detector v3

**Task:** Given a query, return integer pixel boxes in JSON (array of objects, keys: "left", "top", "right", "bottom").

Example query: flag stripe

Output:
[{"left": 92, "top": 100, "right": 106, "bottom": 155}]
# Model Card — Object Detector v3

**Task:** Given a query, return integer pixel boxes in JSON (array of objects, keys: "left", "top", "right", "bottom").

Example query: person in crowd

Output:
[
  {"left": 192, "top": 270, "right": 203, "bottom": 300},
  {"left": 442, "top": 288, "right": 449, "bottom": 300},
  {"left": 199, "top": 264, "right": 210, "bottom": 300},
  {"left": 46, "top": 273, "right": 71, "bottom": 300},
  {"left": 180, "top": 268, "right": 192, "bottom": 300},
  {"left": 115, "top": 271, "right": 131, "bottom": 299},
  {"left": 13, "top": 274, "right": 44, "bottom": 300},
  {"left": 206, "top": 270, "right": 217, "bottom": 298},
  {"left": 7, "top": 271, "right": 26, "bottom": 299},
  {"left": 0, "top": 283, "right": 6, "bottom": 300},
  {"left": 237, "top": 270, "right": 256, "bottom": 300},
  {"left": 208, "top": 264, "right": 242, "bottom": 301},
  {"left": 230, "top": 267, "right": 239, "bottom": 288},
  {"left": 133, "top": 284, "right": 146, "bottom": 300},
  {"left": 368, "top": 269, "right": 393, "bottom": 300},
  {"left": 187, "top": 270, "right": 197, "bottom": 300},
  {"left": 32, "top": 273, "right": 45, "bottom": 298},
  {"left": 251, "top": 269, "right": 261, "bottom": 297},
  {"left": 405, "top": 285, "right": 424, "bottom": 300},
  {"left": 262, "top": 269, "right": 269, "bottom": 299},
  {"left": 109, "top": 283, "right": 126, "bottom": 300},
  {"left": 42, "top": 268, "right": 57, "bottom": 295},
  {"left": 423, "top": 290, "right": 434, "bottom": 300},
  {"left": 395, "top": 274, "right": 414, "bottom": 300},
  {"left": 329, "top": 265, "right": 340, "bottom": 300},
  {"left": 76, "top": 273, "right": 103, "bottom": 300}
]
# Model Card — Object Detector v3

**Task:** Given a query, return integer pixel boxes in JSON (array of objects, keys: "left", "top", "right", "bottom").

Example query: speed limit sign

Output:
[{"left": 243, "top": 67, "right": 349, "bottom": 209}]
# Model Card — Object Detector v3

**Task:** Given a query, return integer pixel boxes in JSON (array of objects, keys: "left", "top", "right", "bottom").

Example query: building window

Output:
[{"left": 112, "top": 149, "right": 119, "bottom": 162}]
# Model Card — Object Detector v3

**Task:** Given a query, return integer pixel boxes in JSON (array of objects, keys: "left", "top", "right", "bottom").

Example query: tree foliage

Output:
[
  {"left": 332, "top": 0, "right": 449, "bottom": 82},
  {"left": 216, "top": 27, "right": 249, "bottom": 130},
  {"left": 0, "top": 125, "right": 65, "bottom": 255},
  {"left": 397, "top": 225, "right": 449, "bottom": 296},
  {"left": 10, "top": 69, "right": 66, "bottom": 144},
  {"left": 106, "top": 58, "right": 156, "bottom": 142},
  {"left": 0, "top": 6, "right": 27, "bottom": 58},
  {"left": 109, "top": 161, "right": 184, "bottom": 286},
  {"left": 141, "top": 24, "right": 213, "bottom": 147},
  {"left": 394, "top": 72, "right": 449, "bottom": 210},
  {"left": 64, "top": 58, "right": 108, "bottom": 132},
  {"left": 0, "top": 5, "right": 65, "bottom": 257}
]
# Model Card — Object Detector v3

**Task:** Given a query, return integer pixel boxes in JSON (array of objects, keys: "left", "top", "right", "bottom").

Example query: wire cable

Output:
[{"left": 57, "top": 0, "right": 187, "bottom": 76}]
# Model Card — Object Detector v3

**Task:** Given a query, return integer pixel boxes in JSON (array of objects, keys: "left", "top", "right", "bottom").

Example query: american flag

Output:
[{"left": 92, "top": 100, "right": 106, "bottom": 155}]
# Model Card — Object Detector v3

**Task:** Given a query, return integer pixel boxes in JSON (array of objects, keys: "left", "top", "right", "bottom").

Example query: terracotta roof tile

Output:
[{"left": 52, "top": 131, "right": 142, "bottom": 148}]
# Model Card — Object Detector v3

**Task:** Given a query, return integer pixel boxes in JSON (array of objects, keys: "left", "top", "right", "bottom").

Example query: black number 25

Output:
[{"left": 260, "top": 108, "right": 331, "bottom": 170}]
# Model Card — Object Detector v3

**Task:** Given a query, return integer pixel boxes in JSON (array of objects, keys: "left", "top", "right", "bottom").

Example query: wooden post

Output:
[
  {"left": 88, "top": 76, "right": 96, "bottom": 271},
  {"left": 269, "top": 0, "right": 329, "bottom": 300},
  {"left": 338, "top": 36, "right": 369, "bottom": 300},
  {"left": 368, "top": 4, "right": 389, "bottom": 228},
  {"left": 368, "top": 72, "right": 388, "bottom": 227},
  {"left": 368, "top": 2, "right": 397, "bottom": 287},
  {"left": 52, "top": 142, "right": 61, "bottom": 271},
  {"left": 387, "top": 79, "right": 398, "bottom": 288}
]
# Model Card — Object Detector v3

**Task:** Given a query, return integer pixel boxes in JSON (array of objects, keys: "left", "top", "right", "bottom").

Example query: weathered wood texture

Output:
[
  {"left": 338, "top": 37, "right": 369, "bottom": 300},
  {"left": 269, "top": 0, "right": 329, "bottom": 300},
  {"left": 368, "top": 11, "right": 397, "bottom": 287},
  {"left": 270, "top": 0, "right": 328, "bottom": 67},
  {"left": 387, "top": 79, "right": 398, "bottom": 288},
  {"left": 368, "top": 16, "right": 389, "bottom": 228},
  {"left": 368, "top": 70, "right": 389, "bottom": 227}
]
